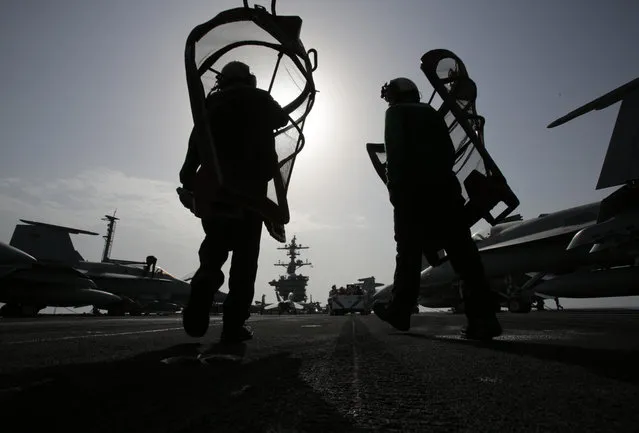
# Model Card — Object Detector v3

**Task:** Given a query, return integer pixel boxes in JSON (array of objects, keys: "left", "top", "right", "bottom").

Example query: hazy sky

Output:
[{"left": 1, "top": 0, "right": 639, "bottom": 309}]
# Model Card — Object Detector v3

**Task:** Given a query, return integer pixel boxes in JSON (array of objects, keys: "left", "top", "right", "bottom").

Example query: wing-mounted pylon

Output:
[{"left": 184, "top": 0, "right": 318, "bottom": 233}]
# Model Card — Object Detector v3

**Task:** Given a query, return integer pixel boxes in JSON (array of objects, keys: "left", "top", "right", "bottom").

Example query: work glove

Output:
[
  {"left": 264, "top": 220, "right": 286, "bottom": 243},
  {"left": 176, "top": 187, "right": 196, "bottom": 214}
]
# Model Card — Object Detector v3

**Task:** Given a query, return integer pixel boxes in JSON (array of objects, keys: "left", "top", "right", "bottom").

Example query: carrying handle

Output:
[
  {"left": 242, "top": 0, "right": 277, "bottom": 15},
  {"left": 308, "top": 48, "right": 318, "bottom": 72}
]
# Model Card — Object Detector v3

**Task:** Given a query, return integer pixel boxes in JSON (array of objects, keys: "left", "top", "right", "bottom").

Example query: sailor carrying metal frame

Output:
[
  {"left": 182, "top": 0, "right": 318, "bottom": 242},
  {"left": 367, "top": 49, "right": 519, "bottom": 231}
]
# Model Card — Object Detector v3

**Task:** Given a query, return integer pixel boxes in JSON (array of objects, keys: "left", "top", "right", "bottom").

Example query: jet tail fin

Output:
[
  {"left": 548, "top": 77, "right": 639, "bottom": 190},
  {"left": 9, "top": 220, "right": 97, "bottom": 263},
  {"left": 596, "top": 88, "right": 639, "bottom": 189},
  {"left": 549, "top": 77, "right": 639, "bottom": 252}
]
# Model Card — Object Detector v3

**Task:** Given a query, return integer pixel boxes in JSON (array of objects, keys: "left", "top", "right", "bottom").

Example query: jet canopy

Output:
[
  {"left": 153, "top": 267, "right": 180, "bottom": 280},
  {"left": 184, "top": 0, "right": 318, "bottom": 228},
  {"left": 367, "top": 49, "right": 519, "bottom": 228}
]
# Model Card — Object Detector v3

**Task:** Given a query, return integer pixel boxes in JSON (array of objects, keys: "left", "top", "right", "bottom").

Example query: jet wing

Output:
[
  {"left": 78, "top": 271, "right": 175, "bottom": 283},
  {"left": 1, "top": 261, "right": 97, "bottom": 281},
  {"left": 479, "top": 209, "right": 639, "bottom": 254},
  {"left": 478, "top": 222, "right": 594, "bottom": 252},
  {"left": 263, "top": 300, "right": 303, "bottom": 311}
]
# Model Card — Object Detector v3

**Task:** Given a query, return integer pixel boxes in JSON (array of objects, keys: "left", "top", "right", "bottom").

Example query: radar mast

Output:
[
  {"left": 101, "top": 210, "right": 119, "bottom": 263},
  {"left": 269, "top": 235, "right": 312, "bottom": 302}
]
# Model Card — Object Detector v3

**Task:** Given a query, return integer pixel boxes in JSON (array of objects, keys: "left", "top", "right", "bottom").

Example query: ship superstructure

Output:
[{"left": 268, "top": 235, "right": 312, "bottom": 303}]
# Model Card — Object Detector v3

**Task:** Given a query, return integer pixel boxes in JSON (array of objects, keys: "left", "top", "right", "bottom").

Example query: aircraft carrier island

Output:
[{"left": 268, "top": 235, "right": 312, "bottom": 303}]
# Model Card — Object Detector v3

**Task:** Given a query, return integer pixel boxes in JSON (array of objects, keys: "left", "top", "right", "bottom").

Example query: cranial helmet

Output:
[
  {"left": 380, "top": 77, "right": 420, "bottom": 105},
  {"left": 216, "top": 61, "right": 257, "bottom": 89}
]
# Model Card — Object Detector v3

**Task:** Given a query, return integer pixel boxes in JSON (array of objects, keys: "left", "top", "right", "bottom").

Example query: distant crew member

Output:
[
  {"left": 179, "top": 61, "right": 288, "bottom": 343},
  {"left": 373, "top": 77, "right": 502, "bottom": 340}
]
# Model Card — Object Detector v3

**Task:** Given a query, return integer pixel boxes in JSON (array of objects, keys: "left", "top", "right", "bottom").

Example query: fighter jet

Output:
[
  {"left": 7, "top": 216, "right": 195, "bottom": 316},
  {"left": 263, "top": 292, "right": 305, "bottom": 315},
  {"left": 0, "top": 241, "right": 120, "bottom": 317},
  {"left": 415, "top": 201, "right": 636, "bottom": 312},
  {"left": 376, "top": 76, "right": 639, "bottom": 313}
]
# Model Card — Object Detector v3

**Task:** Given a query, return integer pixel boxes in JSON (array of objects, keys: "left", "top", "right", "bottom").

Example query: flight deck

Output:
[{"left": 1, "top": 310, "right": 638, "bottom": 432}]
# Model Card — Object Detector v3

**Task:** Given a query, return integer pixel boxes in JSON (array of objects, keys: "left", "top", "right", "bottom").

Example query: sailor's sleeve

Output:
[{"left": 180, "top": 128, "right": 200, "bottom": 188}]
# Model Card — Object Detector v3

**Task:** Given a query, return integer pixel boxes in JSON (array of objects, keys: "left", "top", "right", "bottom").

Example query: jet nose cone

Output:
[{"left": 0, "top": 242, "right": 37, "bottom": 264}]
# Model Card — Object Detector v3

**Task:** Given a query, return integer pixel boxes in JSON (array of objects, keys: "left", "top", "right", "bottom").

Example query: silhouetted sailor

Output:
[
  {"left": 373, "top": 77, "right": 502, "bottom": 340},
  {"left": 179, "top": 61, "right": 288, "bottom": 343}
]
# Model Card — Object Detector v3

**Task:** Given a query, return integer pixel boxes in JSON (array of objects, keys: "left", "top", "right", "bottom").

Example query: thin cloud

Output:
[
  {"left": 287, "top": 210, "right": 339, "bottom": 232},
  {"left": 0, "top": 168, "right": 202, "bottom": 274},
  {"left": 286, "top": 211, "right": 371, "bottom": 232},
  {"left": 350, "top": 214, "right": 369, "bottom": 229},
  {"left": 1, "top": 168, "right": 380, "bottom": 290},
  {"left": 0, "top": 168, "right": 189, "bottom": 228}
]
